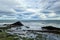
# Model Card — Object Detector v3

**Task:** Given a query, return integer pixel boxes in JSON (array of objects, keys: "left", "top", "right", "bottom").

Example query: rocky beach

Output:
[{"left": 0, "top": 20, "right": 60, "bottom": 40}]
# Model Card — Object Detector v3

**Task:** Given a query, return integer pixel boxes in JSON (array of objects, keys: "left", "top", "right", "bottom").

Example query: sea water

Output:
[{"left": 21, "top": 20, "right": 60, "bottom": 28}]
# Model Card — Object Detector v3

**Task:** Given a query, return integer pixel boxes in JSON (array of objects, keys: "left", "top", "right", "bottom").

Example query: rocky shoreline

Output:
[
  {"left": 5, "top": 21, "right": 60, "bottom": 34},
  {"left": 0, "top": 21, "right": 60, "bottom": 40}
]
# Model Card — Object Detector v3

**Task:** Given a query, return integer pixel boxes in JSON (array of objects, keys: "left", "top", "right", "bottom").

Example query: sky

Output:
[{"left": 0, "top": 0, "right": 60, "bottom": 20}]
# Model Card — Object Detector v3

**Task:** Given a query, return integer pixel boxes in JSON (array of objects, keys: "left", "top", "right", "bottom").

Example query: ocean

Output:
[
  {"left": 21, "top": 20, "right": 60, "bottom": 28},
  {"left": 0, "top": 20, "right": 60, "bottom": 28}
]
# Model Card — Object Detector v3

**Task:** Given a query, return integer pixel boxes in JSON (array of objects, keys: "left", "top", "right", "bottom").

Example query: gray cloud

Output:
[{"left": 0, "top": 0, "right": 60, "bottom": 20}]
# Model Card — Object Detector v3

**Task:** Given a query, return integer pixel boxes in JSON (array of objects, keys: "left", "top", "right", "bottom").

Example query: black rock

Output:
[
  {"left": 42, "top": 26, "right": 60, "bottom": 30},
  {"left": 9, "top": 21, "right": 23, "bottom": 27},
  {"left": 25, "top": 26, "right": 30, "bottom": 28},
  {"left": 0, "top": 30, "right": 2, "bottom": 32}
]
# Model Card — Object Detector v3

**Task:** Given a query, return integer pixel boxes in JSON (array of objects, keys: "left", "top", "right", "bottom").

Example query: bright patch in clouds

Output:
[
  {"left": 0, "top": 0, "right": 60, "bottom": 20},
  {"left": 48, "top": 13, "right": 56, "bottom": 17},
  {"left": 26, "top": 9, "right": 38, "bottom": 12},
  {"left": 39, "top": 13, "right": 47, "bottom": 19}
]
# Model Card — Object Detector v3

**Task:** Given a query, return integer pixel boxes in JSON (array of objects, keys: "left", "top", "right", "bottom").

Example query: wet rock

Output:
[
  {"left": 8, "top": 21, "right": 24, "bottom": 27},
  {"left": 11, "top": 21, "right": 23, "bottom": 26},
  {"left": 41, "top": 26, "right": 60, "bottom": 34},
  {"left": 25, "top": 26, "right": 30, "bottom": 28},
  {"left": 42, "top": 26, "right": 60, "bottom": 30}
]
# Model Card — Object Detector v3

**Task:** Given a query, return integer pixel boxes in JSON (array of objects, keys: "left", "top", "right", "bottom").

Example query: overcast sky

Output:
[{"left": 0, "top": 0, "right": 60, "bottom": 20}]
